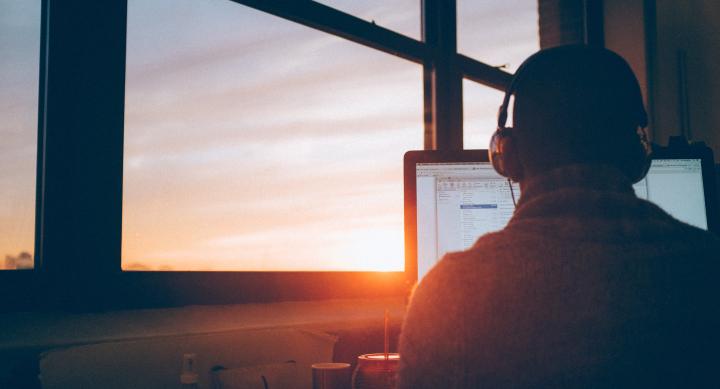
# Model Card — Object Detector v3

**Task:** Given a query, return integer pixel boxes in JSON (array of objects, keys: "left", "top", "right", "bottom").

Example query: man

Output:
[{"left": 398, "top": 45, "right": 720, "bottom": 388}]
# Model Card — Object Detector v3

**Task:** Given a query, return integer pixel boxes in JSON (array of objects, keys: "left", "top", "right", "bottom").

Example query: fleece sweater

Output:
[{"left": 398, "top": 164, "right": 720, "bottom": 389}]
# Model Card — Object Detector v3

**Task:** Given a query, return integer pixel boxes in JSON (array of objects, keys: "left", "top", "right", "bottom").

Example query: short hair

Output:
[{"left": 510, "top": 45, "right": 647, "bottom": 175}]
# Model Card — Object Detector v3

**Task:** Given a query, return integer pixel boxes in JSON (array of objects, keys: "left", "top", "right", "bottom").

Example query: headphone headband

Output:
[
  {"left": 496, "top": 45, "right": 649, "bottom": 131},
  {"left": 497, "top": 49, "right": 542, "bottom": 131}
]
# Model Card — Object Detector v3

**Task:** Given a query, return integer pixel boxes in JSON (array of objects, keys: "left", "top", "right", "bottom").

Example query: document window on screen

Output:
[
  {"left": 633, "top": 159, "right": 707, "bottom": 230},
  {"left": 416, "top": 163, "right": 519, "bottom": 279}
]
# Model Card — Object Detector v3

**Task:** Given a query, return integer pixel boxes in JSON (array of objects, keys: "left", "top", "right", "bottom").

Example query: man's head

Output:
[{"left": 489, "top": 45, "right": 650, "bottom": 183}]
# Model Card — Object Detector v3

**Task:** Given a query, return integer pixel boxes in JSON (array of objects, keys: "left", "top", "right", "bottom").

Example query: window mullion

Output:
[
  {"left": 38, "top": 0, "right": 127, "bottom": 309},
  {"left": 422, "top": 0, "right": 463, "bottom": 150}
]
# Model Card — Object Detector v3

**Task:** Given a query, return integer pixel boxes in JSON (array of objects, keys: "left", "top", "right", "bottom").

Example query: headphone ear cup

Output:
[
  {"left": 624, "top": 127, "right": 653, "bottom": 183},
  {"left": 489, "top": 128, "right": 523, "bottom": 181},
  {"left": 489, "top": 130, "right": 507, "bottom": 177}
]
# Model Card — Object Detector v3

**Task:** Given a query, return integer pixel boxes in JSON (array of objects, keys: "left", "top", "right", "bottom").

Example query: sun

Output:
[{"left": 339, "top": 227, "right": 405, "bottom": 272}]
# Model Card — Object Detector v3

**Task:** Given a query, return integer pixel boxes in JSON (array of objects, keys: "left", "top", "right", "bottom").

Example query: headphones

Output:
[{"left": 488, "top": 47, "right": 652, "bottom": 184}]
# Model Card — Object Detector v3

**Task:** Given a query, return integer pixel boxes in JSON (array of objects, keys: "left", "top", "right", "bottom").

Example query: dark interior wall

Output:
[
  {"left": 604, "top": 0, "right": 720, "bottom": 158},
  {"left": 651, "top": 0, "right": 720, "bottom": 155}
]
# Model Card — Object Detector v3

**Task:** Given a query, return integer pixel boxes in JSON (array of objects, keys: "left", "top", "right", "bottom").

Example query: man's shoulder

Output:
[
  {"left": 667, "top": 222, "right": 720, "bottom": 261},
  {"left": 416, "top": 231, "right": 514, "bottom": 295},
  {"left": 641, "top": 206, "right": 720, "bottom": 253},
  {"left": 441, "top": 227, "right": 536, "bottom": 269}
]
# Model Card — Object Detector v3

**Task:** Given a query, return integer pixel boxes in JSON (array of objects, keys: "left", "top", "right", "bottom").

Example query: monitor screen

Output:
[
  {"left": 413, "top": 158, "right": 709, "bottom": 280},
  {"left": 633, "top": 159, "right": 707, "bottom": 230},
  {"left": 415, "top": 162, "right": 519, "bottom": 280}
]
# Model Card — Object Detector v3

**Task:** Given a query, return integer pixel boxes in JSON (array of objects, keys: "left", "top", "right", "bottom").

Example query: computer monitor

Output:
[
  {"left": 633, "top": 159, "right": 708, "bottom": 229},
  {"left": 404, "top": 150, "right": 718, "bottom": 281}
]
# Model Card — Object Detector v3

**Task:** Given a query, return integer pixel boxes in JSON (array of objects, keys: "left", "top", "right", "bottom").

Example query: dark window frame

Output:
[{"left": 1, "top": 0, "right": 523, "bottom": 312}]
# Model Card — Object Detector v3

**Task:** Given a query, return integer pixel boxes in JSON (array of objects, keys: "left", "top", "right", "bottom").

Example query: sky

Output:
[
  {"left": 0, "top": 0, "right": 40, "bottom": 269},
  {"left": 0, "top": 0, "right": 538, "bottom": 271}
]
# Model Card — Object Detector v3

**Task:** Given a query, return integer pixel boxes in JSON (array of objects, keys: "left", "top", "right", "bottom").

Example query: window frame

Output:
[{"left": 1, "top": 0, "right": 525, "bottom": 311}]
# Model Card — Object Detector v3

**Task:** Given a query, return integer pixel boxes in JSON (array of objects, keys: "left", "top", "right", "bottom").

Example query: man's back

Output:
[{"left": 398, "top": 165, "right": 720, "bottom": 388}]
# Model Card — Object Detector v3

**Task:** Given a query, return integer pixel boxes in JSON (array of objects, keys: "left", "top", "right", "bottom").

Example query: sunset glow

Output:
[
  {"left": 1, "top": 0, "right": 539, "bottom": 271},
  {"left": 121, "top": 0, "right": 423, "bottom": 271}
]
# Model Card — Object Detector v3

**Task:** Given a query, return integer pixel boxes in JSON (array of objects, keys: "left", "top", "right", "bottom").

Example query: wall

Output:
[
  {"left": 652, "top": 0, "right": 720, "bottom": 155},
  {"left": 605, "top": 0, "right": 720, "bottom": 158}
]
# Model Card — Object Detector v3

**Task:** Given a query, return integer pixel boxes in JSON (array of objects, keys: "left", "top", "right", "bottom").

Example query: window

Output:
[
  {"left": 458, "top": 0, "right": 539, "bottom": 149},
  {"left": 458, "top": 0, "right": 539, "bottom": 72},
  {"left": 463, "top": 80, "right": 504, "bottom": 149},
  {"left": 123, "top": 0, "right": 422, "bottom": 271},
  {"left": 5, "top": 0, "right": 548, "bottom": 309},
  {"left": 0, "top": 0, "right": 41, "bottom": 270}
]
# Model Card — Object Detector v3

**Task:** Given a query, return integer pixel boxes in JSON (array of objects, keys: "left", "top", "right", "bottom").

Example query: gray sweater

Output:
[{"left": 398, "top": 164, "right": 720, "bottom": 388}]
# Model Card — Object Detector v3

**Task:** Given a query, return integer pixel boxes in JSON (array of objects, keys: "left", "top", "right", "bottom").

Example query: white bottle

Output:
[{"left": 181, "top": 353, "right": 199, "bottom": 389}]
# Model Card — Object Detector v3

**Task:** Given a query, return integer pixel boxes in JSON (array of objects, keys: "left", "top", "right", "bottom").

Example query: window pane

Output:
[
  {"left": 314, "top": 0, "right": 420, "bottom": 40},
  {"left": 463, "top": 79, "right": 504, "bottom": 150},
  {"left": 458, "top": 0, "right": 539, "bottom": 72},
  {"left": 0, "top": 1, "right": 40, "bottom": 270},
  {"left": 123, "top": 0, "right": 422, "bottom": 271}
]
